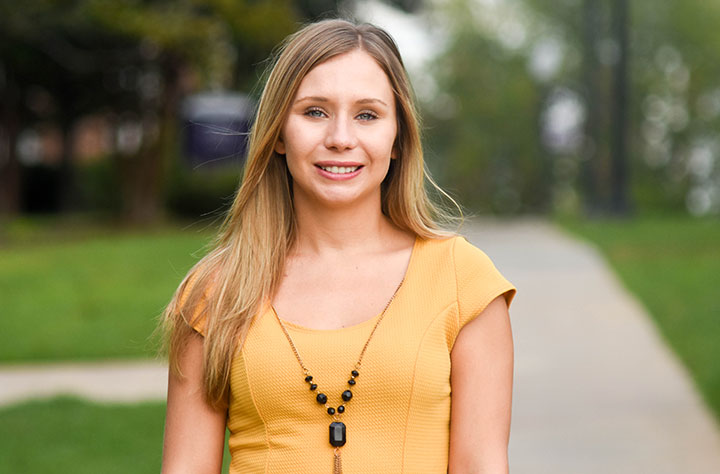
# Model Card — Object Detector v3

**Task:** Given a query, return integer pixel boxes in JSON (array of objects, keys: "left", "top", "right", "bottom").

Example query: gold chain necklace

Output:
[{"left": 273, "top": 278, "right": 404, "bottom": 474}]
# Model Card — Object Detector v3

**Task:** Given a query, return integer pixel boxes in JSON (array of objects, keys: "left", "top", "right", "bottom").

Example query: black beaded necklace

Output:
[{"left": 273, "top": 278, "right": 404, "bottom": 474}]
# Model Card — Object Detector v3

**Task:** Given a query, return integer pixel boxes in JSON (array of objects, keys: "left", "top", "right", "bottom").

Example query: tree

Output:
[
  {"left": 0, "top": 0, "right": 299, "bottom": 223},
  {"left": 427, "top": 0, "right": 720, "bottom": 216},
  {"left": 425, "top": 0, "right": 550, "bottom": 214},
  {"left": 521, "top": 0, "right": 720, "bottom": 215}
]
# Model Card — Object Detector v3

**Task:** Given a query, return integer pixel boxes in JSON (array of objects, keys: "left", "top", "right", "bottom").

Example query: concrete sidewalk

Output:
[
  {"left": 463, "top": 219, "right": 720, "bottom": 473},
  {"left": 0, "top": 360, "right": 167, "bottom": 406},
  {"left": 1, "top": 219, "right": 719, "bottom": 472}
]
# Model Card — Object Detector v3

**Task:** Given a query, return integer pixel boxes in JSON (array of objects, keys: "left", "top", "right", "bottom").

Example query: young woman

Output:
[{"left": 161, "top": 19, "right": 515, "bottom": 474}]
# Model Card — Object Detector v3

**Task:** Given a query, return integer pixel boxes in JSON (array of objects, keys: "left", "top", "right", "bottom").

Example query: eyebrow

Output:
[{"left": 294, "top": 96, "right": 389, "bottom": 107}]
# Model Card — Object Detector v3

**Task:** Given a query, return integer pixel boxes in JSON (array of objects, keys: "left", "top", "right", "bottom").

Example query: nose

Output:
[{"left": 324, "top": 115, "right": 357, "bottom": 151}]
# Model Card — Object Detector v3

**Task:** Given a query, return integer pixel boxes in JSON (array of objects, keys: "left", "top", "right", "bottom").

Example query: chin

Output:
[{"left": 314, "top": 190, "right": 374, "bottom": 209}]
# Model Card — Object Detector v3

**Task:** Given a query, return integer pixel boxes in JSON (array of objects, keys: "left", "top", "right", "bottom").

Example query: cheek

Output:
[
  {"left": 280, "top": 118, "right": 315, "bottom": 156},
  {"left": 283, "top": 149, "right": 302, "bottom": 178},
  {"left": 280, "top": 133, "right": 308, "bottom": 180},
  {"left": 372, "top": 124, "right": 398, "bottom": 157}
]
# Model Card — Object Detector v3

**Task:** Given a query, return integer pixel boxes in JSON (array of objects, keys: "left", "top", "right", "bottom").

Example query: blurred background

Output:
[{"left": 1, "top": 0, "right": 719, "bottom": 472}]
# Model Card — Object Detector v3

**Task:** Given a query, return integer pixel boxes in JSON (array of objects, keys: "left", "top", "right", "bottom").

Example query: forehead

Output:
[{"left": 295, "top": 49, "right": 395, "bottom": 103}]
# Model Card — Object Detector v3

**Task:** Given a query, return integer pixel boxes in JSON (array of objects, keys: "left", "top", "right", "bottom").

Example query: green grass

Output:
[
  {"left": 0, "top": 226, "right": 213, "bottom": 361},
  {"left": 0, "top": 397, "right": 230, "bottom": 473},
  {"left": 559, "top": 216, "right": 720, "bottom": 419},
  {"left": 0, "top": 397, "right": 164, "bottom": 473}
]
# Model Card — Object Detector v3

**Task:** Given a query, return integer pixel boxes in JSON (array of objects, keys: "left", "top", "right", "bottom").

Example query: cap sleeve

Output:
[
  {"left": 453, "top": 236, "right": 516, "bottom": 331},
  {"left": 178, "top": 272, "right": 210, "bottom": 337}
]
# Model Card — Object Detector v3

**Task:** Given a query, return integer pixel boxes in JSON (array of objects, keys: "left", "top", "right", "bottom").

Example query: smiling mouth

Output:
[{"left": 316, "top": 165, "right": 362, "bottom": 174}]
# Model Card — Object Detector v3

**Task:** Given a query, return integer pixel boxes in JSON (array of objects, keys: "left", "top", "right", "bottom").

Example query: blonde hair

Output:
[{"left": 162, "top": 19, "right": 460, "bottom": 407}]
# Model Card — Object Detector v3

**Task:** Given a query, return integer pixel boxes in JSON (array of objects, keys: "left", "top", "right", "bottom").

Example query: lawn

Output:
[
  {"left": 0, "top": 397, "right": 231, "bottom": 473},
  {"left": 0, "top": 224, "right": 213, "bottom": 361},
  {"left": 559, "top": 216, "right": 720, "bottom": 419}
]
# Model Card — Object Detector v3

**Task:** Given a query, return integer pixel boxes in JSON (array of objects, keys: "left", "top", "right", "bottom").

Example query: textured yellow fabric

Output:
[{"left": 192, "top": 235, "right": 515, "bottom": 473}]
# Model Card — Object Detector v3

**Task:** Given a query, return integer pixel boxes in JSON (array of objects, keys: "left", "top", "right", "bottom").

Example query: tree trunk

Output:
[
  {"left": 0, "top": 79, "right": 22, "bottom": 216},
  {"left": 610, "top": 0, "right": 631, "bottom": 215},
  {"left": 0, "top": 126, "right": 21, "bottom": 216},
  {"left": 581, "top": 0, "right": 602, "bottom": 214},
  {"left": 118, "top": 58, "right": 181, "bottom": 226},
  {"left": 57, "top": 117, "right": 77, "bottom": 213}
]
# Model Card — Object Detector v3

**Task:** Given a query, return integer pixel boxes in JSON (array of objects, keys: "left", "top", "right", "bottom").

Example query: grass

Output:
[
  {"left": 0, "top": 222, "right": 213, "bottom": 361},
  {"left": 558, "top": 215, "right": 720, "bottom": 419},
  {"left": 0, "top": 397, "right": 231, "bottom": 473}
]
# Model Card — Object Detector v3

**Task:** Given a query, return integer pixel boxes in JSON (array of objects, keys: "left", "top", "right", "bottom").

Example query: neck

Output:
[{"left": 291, "top": 194, "right": 397, "bottom": 255}]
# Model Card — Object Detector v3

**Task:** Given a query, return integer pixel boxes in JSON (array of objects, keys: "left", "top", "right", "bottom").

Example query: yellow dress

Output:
[{"left": 193, "top": 235, "right": 515, "bottom": 473}]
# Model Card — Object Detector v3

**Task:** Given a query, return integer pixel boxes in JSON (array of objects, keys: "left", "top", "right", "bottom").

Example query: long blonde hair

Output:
[{"left": 162, "top": 19, "right": 460, "bottom": 407}]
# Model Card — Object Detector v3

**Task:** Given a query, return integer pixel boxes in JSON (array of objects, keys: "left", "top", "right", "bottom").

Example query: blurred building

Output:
[{"left": 181, "top": 92, "right": 253, "bottom": 170}]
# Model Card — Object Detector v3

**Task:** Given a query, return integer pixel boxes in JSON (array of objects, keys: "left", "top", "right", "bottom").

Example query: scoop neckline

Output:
[{"left": 270, "top": 235, "right": 421, "bottom": 334}]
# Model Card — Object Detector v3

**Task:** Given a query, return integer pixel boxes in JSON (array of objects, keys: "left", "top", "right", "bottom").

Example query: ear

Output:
[
  {"left": 275, "top": 136, "right": 286, "bottom": 155},
  {"left": 390, "top": 136, "right": 401, "bottom": 159}
]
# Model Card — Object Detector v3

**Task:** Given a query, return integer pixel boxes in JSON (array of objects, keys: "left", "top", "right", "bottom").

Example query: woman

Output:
[{"left": 161, "top": 19, "right": 515, "bottom": 474}]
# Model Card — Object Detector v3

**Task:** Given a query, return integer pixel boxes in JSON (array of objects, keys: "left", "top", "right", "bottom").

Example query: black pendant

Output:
[{"left": 329, "top": 422, "right": 346, "bottom": 447}]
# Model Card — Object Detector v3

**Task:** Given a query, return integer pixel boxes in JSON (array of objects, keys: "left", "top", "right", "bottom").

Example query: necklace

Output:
[{"left": 273, "top": 278, "right": 404, "bottom": 474}]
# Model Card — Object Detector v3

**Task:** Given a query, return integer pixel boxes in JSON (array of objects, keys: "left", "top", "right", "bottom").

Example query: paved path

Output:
[
  {"left": 463, "top": 219, "right": 720, "bottom": 473},
  {"left": 1, "top": 219, "right": 719, "bottom": 472},
  {"left": 0, "top": 360, "right": 166, "bottom": 406}
]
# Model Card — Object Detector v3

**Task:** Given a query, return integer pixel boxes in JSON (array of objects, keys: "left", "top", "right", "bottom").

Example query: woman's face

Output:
[{"left": 276, "top": 49, "right": 397, "bottom": 211}]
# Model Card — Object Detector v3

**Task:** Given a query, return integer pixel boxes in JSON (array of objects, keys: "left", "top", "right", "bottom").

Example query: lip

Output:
[
  {"left": 314, "top": 161, "right": 364, "bottom": 167},
  {"left": 315, "top": 163, "right": 363, "bottom": 181}
]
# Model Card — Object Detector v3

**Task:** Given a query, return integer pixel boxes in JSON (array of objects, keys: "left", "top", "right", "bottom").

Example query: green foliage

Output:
[
  {"left": 0, "top": 0, "right": 301, "bottom": 222},
  {"left": 0, "top": 397, "right": 232, "bottom": 473},
  {"left": 0, "top": 229, "right": 212, "bottom": 361},
  {"left": 426, "top": 6, "right": 549, "bottom": 214},
  {"left": 0, "top": 0, "right": 299, "bottom": 88},
  {"left": 83, "top": 0, "right": 299, "bottom": 87},
  {"left": 629, "top": 0, "right": 720, "bottom": 216},
  {"left": 166, "top": 165, "right": 242, "bottom": 218},
  {"left": 426, "top": 0, "right": 720, "bottom": 215},
  {"left": 559, "top": 216, "right": 720, "bottom": 419},
  {"left": 526, "top": 0, "right": 720, "bottom": 215},
  {"left": 74, "top": 159, "right": 123, "bottom": 213}
]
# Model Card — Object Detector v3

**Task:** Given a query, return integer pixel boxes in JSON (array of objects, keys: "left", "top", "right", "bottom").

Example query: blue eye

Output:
[
  {"left": 305, "top": 108, "right": 325, "bottom": 118},
  {"left": 357, "top": 112, "right": 377, "bottom": 121}
]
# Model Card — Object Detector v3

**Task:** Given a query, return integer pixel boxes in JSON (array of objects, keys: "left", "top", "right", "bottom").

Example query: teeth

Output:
[{"left": 320, "top": 165, "right": 359, "bottom": 174}]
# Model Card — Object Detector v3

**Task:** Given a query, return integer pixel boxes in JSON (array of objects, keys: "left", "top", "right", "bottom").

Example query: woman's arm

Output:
[
  {"left": 162, "top": 331, "right": 227, "bottom": 474},
  {"left": 449, "top": 295, "right": 514, "bottom": 474}
]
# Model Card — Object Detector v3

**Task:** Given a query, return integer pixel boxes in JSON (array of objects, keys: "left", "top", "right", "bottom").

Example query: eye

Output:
[
  {"left": 304, "top": 107, "right": 326, "bottom": 118},
  {"left": 356, "top": 111, "right": 378, "bottom": 121}
]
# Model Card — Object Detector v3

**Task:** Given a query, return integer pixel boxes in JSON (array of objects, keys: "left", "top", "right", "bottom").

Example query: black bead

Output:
[
  {"left": 348, "top": 379, "right": 356, "bottom": 386},
  {"left": 305, "top": 375, "right": 313, "bottom": 382},
  {"left": 341, "top": 390, "right": 353, "bottom": 401},
  {"left": 329, "top": 422, "right": 346, "bottom": 447},
  {"left": 316, "top": 393, "right": 328, "bottom": 404},
  {"left": 337, "top": 405, "right": 345, "bottom": 413},
  {"left": 327, "top": 407, "right": 336, "bottom": 415},
  {"left": 310, "top": 383, "right": 318, "bottom": 390},
  {"left": 351, "top": 370, "right": 359, "bottom": 377}
]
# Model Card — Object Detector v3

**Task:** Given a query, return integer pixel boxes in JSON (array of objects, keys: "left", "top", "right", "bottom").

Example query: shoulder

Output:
[
  {"left": 437, "top": 235, "right": 516, "bottom": 333},
  {"left": 176, "top": 266, "right": 217, "bottom": 337},
  {"left": 452, "top": 236, "right": 503, "bottom": 284},
  {"left": 412, "top": 234, "right": 515, "bottom": 348},
  {"left": 416, "top": 234, "right": 497, "bottom": 275}
]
